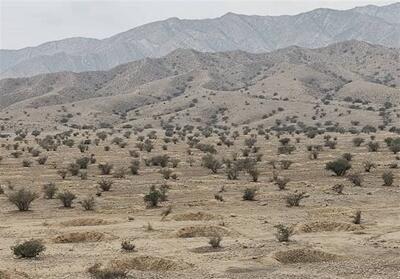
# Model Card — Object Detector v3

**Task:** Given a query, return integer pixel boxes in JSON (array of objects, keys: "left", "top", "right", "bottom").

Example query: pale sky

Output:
[{"left": 0, "top": 0, "right": 397, "bottom": 50}]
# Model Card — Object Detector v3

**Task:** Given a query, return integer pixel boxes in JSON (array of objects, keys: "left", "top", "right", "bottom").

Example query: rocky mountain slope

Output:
[
  {"left": 0, "top": 40, "right": 399, "bottom": 131},
  {"left": 1, "top": 2, "right": 399, "bottom": 78}
]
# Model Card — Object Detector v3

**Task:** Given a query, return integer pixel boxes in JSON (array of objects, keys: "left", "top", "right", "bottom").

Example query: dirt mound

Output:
[
  {"left": 53, "top": 231, "right": 112, "bottom": 243},
  {"left": 307, "top": 207, "right": 355, "bottom": 220},
  {"left": 0, "top": 270, "right": 30, "bottom": 279},
  {"left": 176, "top": 225, "right": 232, "bottom": 238},
  {"left": 295, "top": 221, "right": 362, "bottom": 233},
  {"left": 110, "top": 256, "right": 192, "bottom": 271},
  {"left": 60, "top": 218, "right": 113, "bottom": 227},
  {"left": 274, "top": 248, "right": 339, "bottom": 264},
  {"left": 172, "top": 211, "right": 217, "bottom": 221}
]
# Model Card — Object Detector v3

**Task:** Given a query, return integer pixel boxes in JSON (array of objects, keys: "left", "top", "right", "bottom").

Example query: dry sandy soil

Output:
[{"left": 0, "top": 128, "right": 400, "bottom": 279}]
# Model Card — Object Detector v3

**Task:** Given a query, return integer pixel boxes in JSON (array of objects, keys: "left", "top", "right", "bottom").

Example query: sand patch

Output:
[
  {"left": 172, "top": 211, "right": 217, "bottom": 221},
  {"left": 295, "top": 221, "right": 362, "bottom": 233},
  {"left": 0, "top": 270, "right": 30, "bottom": 279},
  {"left": 176, "top": 225, "right": 232, "bottom": 238},
  {"left": 110, "top": 255, "right": 193, "bottom": 271},
  {"left": 273, "top": 248, "right": 339, "bottom": 264},
  {"left": 190, "top": 246, "right": 225, "bottom": 253},
  {"left": 60, "top": 218, "right": 113, "bottom": 227},
  {"left": 53, "top": 231, "right": 113, "bottom": 243}
]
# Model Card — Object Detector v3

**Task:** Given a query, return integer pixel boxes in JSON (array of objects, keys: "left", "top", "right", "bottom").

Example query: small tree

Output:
[
  {"left": 325, "top": 158, "right": 351, "bottom": 176},
  {"left": 8, "top": 188, "right": 38, "bottom": 211},
  {"left": 202, "top": 154, "right": 222, "bottom": 173}
]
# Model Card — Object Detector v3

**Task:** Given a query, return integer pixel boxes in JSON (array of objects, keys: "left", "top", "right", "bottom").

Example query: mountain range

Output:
[{"left": 1, "top": 2, "right": 399, "bottom": 79}]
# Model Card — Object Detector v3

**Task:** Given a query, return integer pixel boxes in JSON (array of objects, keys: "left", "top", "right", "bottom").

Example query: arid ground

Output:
[{"left": 0, "top": 126, "right": 399, "bottom": 279}]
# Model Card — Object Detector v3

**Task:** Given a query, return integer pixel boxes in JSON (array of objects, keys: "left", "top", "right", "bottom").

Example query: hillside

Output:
[
  {"left": 0, "top": 40, "right": 399, "bottom": 132},
  {"left": 0, "top": 2, "right": 399, "bottom": 78}
]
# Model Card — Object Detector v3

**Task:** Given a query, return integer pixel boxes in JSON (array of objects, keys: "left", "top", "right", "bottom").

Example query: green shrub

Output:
[
  {"left": 144, "top": 185, "right": 162, "bottom": 207},
  {"left": 242, "top": 188, "right": 257, "bottom": 201},
  {"left": 382, "top": 171, "right": 394, "bottom": 186},
  {"left": 325, "top": 158, "right": 351, "bottom": 176},
  {"left": 11, "top": 239, "right": 45, "bottom": 258}
]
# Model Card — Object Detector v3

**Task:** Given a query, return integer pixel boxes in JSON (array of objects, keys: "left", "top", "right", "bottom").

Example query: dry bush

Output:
[
  {"left": 331, "top": 184, "right": 344, "bottom": 194},
  {"left": 57, "top": 169, "right": 68, "bottom": 179},
  {"left": 352, "top": 210, "right": 362, "bottom": 224},
  {"left": 160, "top": 168, "right": 173, "bottom": 179},
  {"left": 363, "top": 161, "right": 376, "bottom": 172},
  {"left": 42, "top": 182, "right": 57, "bottom": 199},
  {"left": 113, "top": 167, "right": 126, "bottom": 178},
  {"left": 121, "top": 240, "right": 135, "bottom": 252},
  {"left": 8, "top": 188, "right": 38, "bottom": 211},
  {"left": 98, "top": 163, "right": 113, "bottom": 175},
  {"left": 274, "top": 224, "right": 293, "bottom": 242},
  {"left": 57, "top": 191, "right": 77, "bottom": 208},
  {"left": 202, "top": 154, "right": 222, "bottom": 173},
  {"left": 208, "top": 235, "right": 222, "bottom": 248},
  {"left": 129, "top": 160, "right": 140, "bottom": 175},
  {"left": 98, "top": 179, "right": 113, "bottom": 191},
  {"left": 81, "top": 196, "right": 96, "bottom": 211},
  {"left": 348, "top": 173, "right": 362, "bottom": 186},
  {"left": 286, "top": 192, "right": 308, "bottom": 207},
  {"left": 87, "top": 263, "right": 127, "bottom": 279},
  {"left": 275, "top": 176, "right": 290, "bottom": 190}
]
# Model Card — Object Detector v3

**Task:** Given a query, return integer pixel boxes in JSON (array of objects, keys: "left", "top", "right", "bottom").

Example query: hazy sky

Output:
[{"left": 0, "top": 0, "right": 397, "bottom": 49}]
